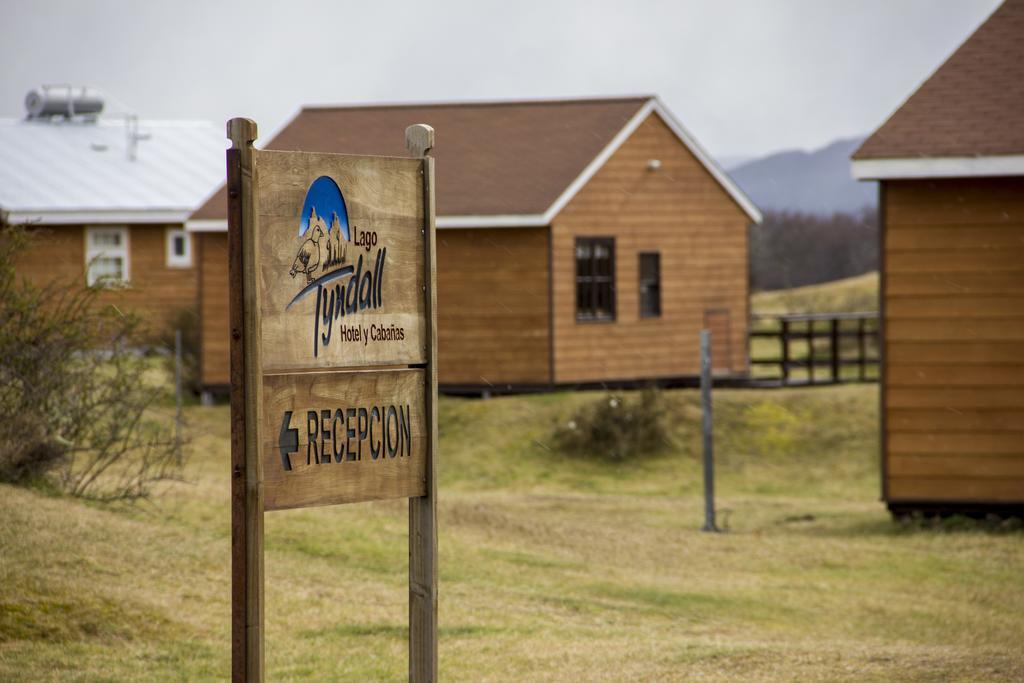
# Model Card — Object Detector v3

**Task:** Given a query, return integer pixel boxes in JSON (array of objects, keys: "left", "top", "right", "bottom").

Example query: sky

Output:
[{"left": 0, "top": 0, "right": 1002, "bottom": 161}]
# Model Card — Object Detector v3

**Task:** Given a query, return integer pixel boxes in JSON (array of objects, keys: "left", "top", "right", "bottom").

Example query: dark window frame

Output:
[
  {"left": 173, "top": 234, "right": 187, "bottom": 257},
  {"left": 575, "top": 236, "right": 616, "bottom": 322},
  {"left": 638, "top": 251, "right": 661, "bottom": 318}
]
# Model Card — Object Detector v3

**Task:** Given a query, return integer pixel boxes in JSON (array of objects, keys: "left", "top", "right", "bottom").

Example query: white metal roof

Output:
[{"left": 0, "top": 117, "right": 226, "bottom": 225}]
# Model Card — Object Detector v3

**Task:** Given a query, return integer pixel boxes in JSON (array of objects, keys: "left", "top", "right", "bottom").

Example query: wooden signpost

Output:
[{"left": 228, "top": 117, "right": 438, "bottom": 682}]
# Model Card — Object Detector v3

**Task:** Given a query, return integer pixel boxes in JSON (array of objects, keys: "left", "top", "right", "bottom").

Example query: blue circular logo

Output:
[{"left": 299, "top": 175, "right": 349, "bottom": 241}]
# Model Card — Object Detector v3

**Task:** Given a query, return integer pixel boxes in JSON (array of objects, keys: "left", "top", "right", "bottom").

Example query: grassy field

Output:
[
  {"left": 2, "top": 383, "right": 1023, "bottom": 681},
  {"left": 752, "top": 271, "right": 879, "bottom": 316}
]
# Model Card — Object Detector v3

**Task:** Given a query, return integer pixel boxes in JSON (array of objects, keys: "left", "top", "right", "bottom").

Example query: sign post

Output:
[
  {"left": 700, "top": 329, "right": 719, "bottom": 533},
  {"left": 228, "top": 117, "right": 438, "bottom": 682}
]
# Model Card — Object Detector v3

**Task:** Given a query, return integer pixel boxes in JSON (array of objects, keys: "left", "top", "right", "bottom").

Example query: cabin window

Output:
[
  {"left": 166, "top": 227, "right": 192, "bottom": 268},
  {"left": 639, "top": 252, "right": 661, "bottom": 318},
  {"left": 85, "top": 226, "right": 129, "bottom": 286},
  {"left": 575, "top": 237, "right": 615, "bottom": 321}
]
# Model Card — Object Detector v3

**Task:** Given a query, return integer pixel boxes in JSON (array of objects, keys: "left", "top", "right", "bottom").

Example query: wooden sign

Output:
[
  {"left": 254, "top": 150, "right": 427, "bottom": 371},
  {"left": 228, "top": 118, "right": 438, "bottom": 683},
  {"left": 263, "top": 368, "right": 426, "bottom": 510}
]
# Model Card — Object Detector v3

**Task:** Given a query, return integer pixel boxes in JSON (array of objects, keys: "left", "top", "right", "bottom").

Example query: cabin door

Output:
[{"left": 702, "top": 308, "right": 733, "bottom": 374}]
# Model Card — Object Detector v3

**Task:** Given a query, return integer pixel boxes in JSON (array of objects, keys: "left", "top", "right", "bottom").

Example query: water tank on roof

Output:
[{"left": 25, "top": 86, "right": 104, "bottom": 119}]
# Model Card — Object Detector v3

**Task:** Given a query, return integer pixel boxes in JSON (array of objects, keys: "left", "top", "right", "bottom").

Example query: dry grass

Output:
[
  {"left": 752, "top": 272, "right": 879, "bottom": 316},
  {"left": 1, "top": 384, "right": 1022, "bottom": 681}
]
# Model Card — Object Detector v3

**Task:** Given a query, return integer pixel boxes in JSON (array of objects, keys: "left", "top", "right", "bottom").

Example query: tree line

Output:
[{"left": 749, "top": 208, "right": 878, "bottom": 291}]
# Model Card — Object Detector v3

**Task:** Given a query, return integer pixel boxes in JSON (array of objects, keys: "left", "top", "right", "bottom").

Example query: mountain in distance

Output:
[{"left": 725, "top": 137, "right": 877, "bottom": 216}]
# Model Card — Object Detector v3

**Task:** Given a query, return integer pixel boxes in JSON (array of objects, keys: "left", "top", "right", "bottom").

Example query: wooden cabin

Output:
[
  {"left": 852, "top": 0, "right": 1024, "bottom": 515},
  {"left": 187, "top": 96, "right": 761, "bottom": 396},
  {"left": 0, "top": 90, "right": 224, "bottom": 331}
]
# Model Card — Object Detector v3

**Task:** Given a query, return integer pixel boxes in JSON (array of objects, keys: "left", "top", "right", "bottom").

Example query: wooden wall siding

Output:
[
  {"left": 198, "top": 231, "right": 231, "bottom": 387},
  {"left": 15, "top": 224, "right": 197, "bottom": 333},
  {"left": 703, "top": 309, "right": 734, "bottom": 373},
  {"left": 884, "top": 177, "right": 1024, "bottom": 504},
  {"left": 194, "top": 227, "right": 550, "bottom": 389},
  {"left": 436, "top": 227, "right": 550, "bottom": 385},
  {"left": 551, "top": 113, "right": 750, "bottom": 384}
]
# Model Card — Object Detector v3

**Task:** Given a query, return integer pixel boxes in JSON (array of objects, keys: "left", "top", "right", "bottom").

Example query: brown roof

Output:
[
  {"left": 191, "top": 97, "right": 651, "bottom": 220},
  {"left": 854, "top": 0, "right": 1024, "bottom": 160}
]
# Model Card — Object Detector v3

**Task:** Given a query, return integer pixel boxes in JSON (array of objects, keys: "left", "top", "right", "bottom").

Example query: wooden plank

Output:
[
  {"left": 886, "top": 341, "right": 1022, "bottom": 364},
  {"left": 886, "top": 272, "right": 1024, "bottom": 296},
  {"left": 887, "top": 364, "right": 1024, "bottom": 386},
  {"left": 886, "top": 225, "right": 1024, "bottom": 250},
  {"left": 228, "top": 142, "right": 247, "bottom": 683},
  {"left": 407, "top": 124, "right": 438, "bottom": 683},
  {"left": 887, "top": 175, "right": 1024, "bottom": 196},
  {"left": 886, "top": 296, "right": 1024, "bottom": 319},
  {"left": 888, "top": 432, "right": 1024, "bottom": 455},
  {"left": 228, "top": 118, "right": 264, "bottom": 683},
  {"left": 887, "top": 476, "right": 1024, "bottom": 503},
  {"left": 889, "top": 455, "right": 1024, "bottom": 478},
  {"left": 888, "top": 409, "right": 1024, "bottom": 432},
  {"left": 439, "top": 313, "right": 549, "bottom": 327},
  {"left": 886, "top": 248, "right": 1024, "bottom": 273},
  {"left": 261, "top": 369, "right": 427, "bottom": 510},
  {"left": 252, "top": 149, "right": 426, "bottom": 372},
  {"left": 888, "top": 387, "right": 1024, "bottom": 409},
  {"left": 888, "top": 211, "right": 1024, "bottom": 227},
  {"left": 886, "top": 318, "right": 1024, "bottom": 341}
]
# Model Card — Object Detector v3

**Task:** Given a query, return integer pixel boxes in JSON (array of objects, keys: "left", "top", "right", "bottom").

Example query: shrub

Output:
[
  {"left": 0, "top": 221, "right": 184, "bottom": 500},
  {"left": 553, "top": 388, "right": 670, "bottom": 461}
]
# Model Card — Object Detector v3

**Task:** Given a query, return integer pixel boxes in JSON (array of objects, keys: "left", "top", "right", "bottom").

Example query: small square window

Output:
[
  {"left": 166, "top": 228, "right": 192, "bottom": 268},
  {"left": 639, "top": 252, "right": 661, "bottom": 318}
]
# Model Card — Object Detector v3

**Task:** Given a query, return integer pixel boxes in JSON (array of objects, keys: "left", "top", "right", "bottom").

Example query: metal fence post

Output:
[
  {"left": 174, "top": 328, "right": 183, "bottom": 465},
  {"left": 700, "top": 329, "right": 718, "bottom": 533}
]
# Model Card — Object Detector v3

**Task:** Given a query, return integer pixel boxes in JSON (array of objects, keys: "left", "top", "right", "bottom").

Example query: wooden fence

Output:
[{"left": 749, "top": 312, "right": 880, "bottom": 386}]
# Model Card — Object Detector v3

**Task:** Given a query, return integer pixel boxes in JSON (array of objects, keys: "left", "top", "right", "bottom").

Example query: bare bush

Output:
[
  {"left": 0, "top": 221, "right": 184, "bottom": 501},
  {"left": 553, "top": 388, "right": 670, "bottom": 461}
]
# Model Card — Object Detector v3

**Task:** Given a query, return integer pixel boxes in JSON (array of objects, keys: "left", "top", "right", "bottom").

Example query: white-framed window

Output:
[
  {"left": 85, "top": 226, "right": 130, "bottom": 287},
  {"left": 165, "top": 227, "right": 192, "bottom": 268}
]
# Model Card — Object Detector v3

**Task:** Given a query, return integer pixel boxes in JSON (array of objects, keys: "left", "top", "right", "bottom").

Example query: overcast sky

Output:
[{"left": 0, "top": 0, "right": 1001, "bottom": 161}]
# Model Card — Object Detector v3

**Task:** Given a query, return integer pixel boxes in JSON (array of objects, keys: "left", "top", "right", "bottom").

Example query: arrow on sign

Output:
[{"left": 279, "top": 411, "right": 298, "bottom": 471}]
